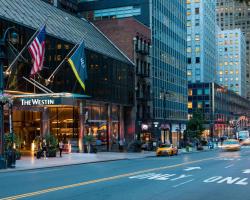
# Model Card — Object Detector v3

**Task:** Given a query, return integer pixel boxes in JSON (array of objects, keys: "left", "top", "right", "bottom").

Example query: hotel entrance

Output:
[{"left": 10, "top": 93, "right": 124, "bottom": 154}]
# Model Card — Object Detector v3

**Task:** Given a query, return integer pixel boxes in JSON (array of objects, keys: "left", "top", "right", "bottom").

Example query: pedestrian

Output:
[
  {"left": 42, "top": 139, "right": 47, "bottom": 159},
  {"left": 59, "top": 141, "right": 63, "bottom": 157},
  {"left": 119, "top": 139, "right": 124, "bottom": 152}
]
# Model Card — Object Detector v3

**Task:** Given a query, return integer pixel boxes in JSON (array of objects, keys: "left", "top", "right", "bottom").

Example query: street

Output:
[{"left": 1, "top": 148, "right": 250, "bottom": 200}]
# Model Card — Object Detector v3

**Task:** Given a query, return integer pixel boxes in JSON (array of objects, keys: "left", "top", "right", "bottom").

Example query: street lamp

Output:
[{"left": 0, "top": 27, "right": 18, "bottom": 169}]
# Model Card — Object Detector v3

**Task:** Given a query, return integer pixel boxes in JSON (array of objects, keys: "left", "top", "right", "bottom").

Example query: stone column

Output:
[
  {"left": 78, "top": 101, "right": 85, "bottom": 153},
  {"left": 40, "top": 107, "right": 50, "bottom": 137}
]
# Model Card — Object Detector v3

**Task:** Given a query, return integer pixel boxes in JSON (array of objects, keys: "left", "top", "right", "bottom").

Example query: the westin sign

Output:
[{"left": 21, "top": 98, "right": 55, "bottom": 106}]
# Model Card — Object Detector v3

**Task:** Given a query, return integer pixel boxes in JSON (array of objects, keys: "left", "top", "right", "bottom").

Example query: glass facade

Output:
[
  {"left": 187, "top": 0, "right": 217, "bottom": 83},
  {"left": 151, "top": 0, "right": 187, "bottom": 122},
  {"left": 217, "top": 29, "right": 246, "bottom": 97}
]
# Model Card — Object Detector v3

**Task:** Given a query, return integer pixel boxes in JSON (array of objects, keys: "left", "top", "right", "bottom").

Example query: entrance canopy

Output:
[{"left": 11, "top": 93, "right": 90, "bottom": 107}]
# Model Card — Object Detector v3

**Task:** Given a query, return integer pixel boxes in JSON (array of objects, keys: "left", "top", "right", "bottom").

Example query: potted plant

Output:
[
  {"left": 45, "top": 134, "right": 58, "bottom": 157},
  {"left": 84, "top": 134, "right": 94, "bottom": 153}
]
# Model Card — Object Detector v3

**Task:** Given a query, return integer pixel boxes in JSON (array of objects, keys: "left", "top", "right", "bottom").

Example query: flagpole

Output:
[
  {"left": 6, "top": 17, "right": 50, "bottom": 74},
  {"left": 45, "top": 43, "right": 78, "bottom": 85}
]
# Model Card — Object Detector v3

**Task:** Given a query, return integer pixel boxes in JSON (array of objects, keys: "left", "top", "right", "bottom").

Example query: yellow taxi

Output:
[
  {"left": 240, "top": 138, "right": 250, "bottom": 146},
  {"left": 221, "top": 139, "right": 241, "bottom": 151},
  {"left": 156, "top": 144, "right": 178, "bottom": 156}
]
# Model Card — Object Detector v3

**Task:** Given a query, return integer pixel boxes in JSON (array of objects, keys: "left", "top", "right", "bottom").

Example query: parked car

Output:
[
  {"left": 156, "top": 144, "right": 178, "bottom": 156},
  {"left": 221, "top": 139, "right": 241, "bottom": 151}
]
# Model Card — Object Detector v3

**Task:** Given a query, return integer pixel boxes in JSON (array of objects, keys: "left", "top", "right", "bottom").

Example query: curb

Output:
[{"left": 0, "top": 158, "right": 130, "bottom": 174}]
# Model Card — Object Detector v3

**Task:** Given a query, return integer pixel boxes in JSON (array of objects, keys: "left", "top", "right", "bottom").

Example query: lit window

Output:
[
  {"left": 224, "top": 62, "right": 228, "bottom": 65},
  {"left": 230, "top": 70, "right": 233, "bottom": 74},
  {"left": 187, "top": 0, "right": 191, "bottom": 4},
  {"left": 57, "top": 44, "right": 62, "bottom": 49},
  {"left": 195, "top": 34, "right": 200, "bottom": 41},
  {"left": 236, "top": 77, "right": 239, "bottom": 81},
  {"left": 188, "top": 102, "right": 193, "bottom": 109},
  {"left": 236, "top": 70, "right": 239, "bottom": 74},
  {"left": 187, "top": 35, "right": 191, "bottom": 41},
  {"left": 219, "top": 71, "right": 223, "bottom": 75},
  {"left": 198, "top": 101, "right": 202, "bottom": 109},
  {"left": 219, "top": 78, "right": 223, "bottom": 82},
  {"left": 195, "top": 46, "right": 200, "bottom": 52},
  {"left": 188, "top": 89, "right": 193, "bottom": 96},
  {"left": 187, "top": 47, "right": 192, "bottom": 53},
  {"left": 187, "top": 70, "right": 192, "bottom": 76},
  {"left": 225, "top": 70, "right": 228, "bottom": 74}
]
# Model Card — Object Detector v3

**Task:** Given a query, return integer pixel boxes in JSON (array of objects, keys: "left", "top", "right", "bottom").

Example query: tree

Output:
[
  {"left": 235, "top": 0, "right": 249, "bottom": 4},
  {"left": 186, "top": 110, "right": 205, "bottom": 140}
]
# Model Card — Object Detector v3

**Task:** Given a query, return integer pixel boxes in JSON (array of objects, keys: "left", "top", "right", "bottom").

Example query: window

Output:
[
  {"left": 188, "top": 102, "right": 193, "bottom": 109},
  {"left": 187, "top": 35, "right": 191, "bottom": 41},
  {"left": 204, "top": 88, "right": 209, "bottom": 95},
  {"left": 187, "top": 70, "right": 192, "bottom": 76},
  {"left": 195, "top": 19, "right": 200, "bottom": 26},
  {"left": 195, "top": 46, "right": 200, "bottom": 53},
  {"left": 225, "top": 70, "right": 228, "bottom": 74},
  {"left": 188, "top": 58, "right": 192, "bottom": 64},
  {"left": 197, "top": 101, "right": 202, "bottom": 109},
  {"left": 205, "top": 101, "right": 209, "bottom": 108},
  {"left": 230, "top": 70, "right": 233, "bottom": 74},
  {"left": 187, "top": 8, "right": 191, "bottom": 16},
  {"left": 197, "top": 89, "right": 202, "bottom": 95},
  {"left": 219, "top": 71, "right": 223, "bottom": 75},
  {"left": 195, "top": 8, "right": 200, "bottom": 15},
  {"left": 57, "top": 43, "right": 62, "bottom": 49},
  {"left": 187, "top": 47, "right": 192, "bottom": 53},
  {"left": 187, "top": 20, "right": 191, "bottom": 27},
  {"left": 196, "top": 57, "right": 200, "bottom": 63},
  {"left": 188, "top": 89, "right": 193, "bottom": 96},
  {"left": 195, "top": 34, "right": 200, "bottom": 41}
]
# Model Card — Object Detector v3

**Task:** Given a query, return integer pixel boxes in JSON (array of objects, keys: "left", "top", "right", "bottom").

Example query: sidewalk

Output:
[
  {"left": 0, "top": 151, "right": 156, "bottom": 172},
  {"left": 0, "top": 147, "right": 218, "bottom": 173}
]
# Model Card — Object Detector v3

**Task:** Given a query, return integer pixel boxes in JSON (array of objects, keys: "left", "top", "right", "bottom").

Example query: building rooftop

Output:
[{"left": 0, "top": 0, "right": 133, "bottom": 65}]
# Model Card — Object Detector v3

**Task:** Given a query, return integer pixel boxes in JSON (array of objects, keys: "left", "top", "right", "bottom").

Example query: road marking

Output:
[
  {"left": 203, "top": 176, "right": 248, "bottom": 186},
  {"left": 26, "top": 168, "right": 62, "bottom": 174},
  {"left": 129, "top": 173, "right": 192, "bottom": 181},
  {"left": 242, "top": 169, "right": 250, "bottom": 174},
  {"left": 225, "top": 164, "right": 234, "bottom": 169},
  {"left": 172, "top": 179, "right": 194, "bottom": 188},
  {"left": 0, "top": 157, "right": 216, "bottom": 200},
  {"left": 184, "top": 167, "right": 201, "bottom": 171}
]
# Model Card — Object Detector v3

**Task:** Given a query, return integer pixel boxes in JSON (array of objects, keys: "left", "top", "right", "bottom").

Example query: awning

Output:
[{"left": 11, "top": 93, "right": 90, "bottom": 107}]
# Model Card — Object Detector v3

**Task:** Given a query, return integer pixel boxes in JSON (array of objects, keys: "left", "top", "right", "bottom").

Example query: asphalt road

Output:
[{"left": 1, "top": 148, "right": 250, "bottom": 200}]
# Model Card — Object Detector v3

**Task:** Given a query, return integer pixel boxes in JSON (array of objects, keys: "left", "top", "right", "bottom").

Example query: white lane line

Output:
[
  {"left": 225, "top": 164, "right": 234, "bottom": 169},
  {"left": 172, "top": 179, "right": 194, "bottom": 188},
  {"left": 25, "top": 168, "right": 62, "bottom": 174}
]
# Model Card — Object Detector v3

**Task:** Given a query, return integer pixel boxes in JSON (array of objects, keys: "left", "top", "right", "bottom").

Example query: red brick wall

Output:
[{"left": 94, "top": 17, "right": 151, "bottom": 61}]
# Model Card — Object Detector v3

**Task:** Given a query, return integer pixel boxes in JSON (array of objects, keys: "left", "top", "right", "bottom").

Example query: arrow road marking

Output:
[
  {"left": 242, "top": 169, "right": 250, "bottom": 174},
  {"left": 184, "top": 167, "right": 201, "bottom": 171}
]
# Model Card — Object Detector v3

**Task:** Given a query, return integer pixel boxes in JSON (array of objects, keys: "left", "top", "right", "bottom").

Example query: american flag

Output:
[{"left": 28, "top": 25, "right": 46, "bottom": 75}]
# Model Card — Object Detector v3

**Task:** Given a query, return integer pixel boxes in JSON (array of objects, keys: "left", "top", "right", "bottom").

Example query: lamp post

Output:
[{"left": 0, "top": 27, "right": 18, "bottom": 169}]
